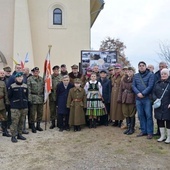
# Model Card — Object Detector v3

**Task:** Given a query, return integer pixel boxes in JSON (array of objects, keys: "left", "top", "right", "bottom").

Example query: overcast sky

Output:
[{"left": 91, "top": 0, "right": 170, "bottom": 70}]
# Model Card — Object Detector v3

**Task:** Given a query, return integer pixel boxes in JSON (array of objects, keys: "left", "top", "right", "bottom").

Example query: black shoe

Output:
[
  {"left": 89, "top": 119, "right": 92, "bottom": 128},
  {"left": 2, "top": 131, "right": 11, "bottom": 137},
  {"left": 77, "top": 126, "right": 81, "bottom": 131},
  {"left": 31, "top": 123, "right": 37, "bottom": 133},
  {"left": 136, "top": 132, "right": 147, "bottom": 137},
  {"left": 93, "top": 119, "right": 96, "bottom": 128},
  {"left": 22, "top": 130, "right": 29, "bottom": 134},
  {"left": 17, "top": 134, "right": 26, "bottom": 140},
  {"left": 124, "top": 129, "right": 130, "bottom": 134},
  {"left": 50, "top": 120, "right": 55, "bottom": 129},
  {"left": 112, "top": 120, "right": 118, "bottom": 127},
  {"left": 118, "top": 120, "right": 123, "bottom": 128},
  {"left": 11, "top": 136, "right": 18, "bottom": 143},
  {"left": 36, "top": 122, "right": 43, "bottom": 131}
]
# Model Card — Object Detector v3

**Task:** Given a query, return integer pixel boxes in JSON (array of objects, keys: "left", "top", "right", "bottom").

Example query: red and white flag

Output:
[{"left": 44, "top": 52, "right": 52, "bottom": 103}]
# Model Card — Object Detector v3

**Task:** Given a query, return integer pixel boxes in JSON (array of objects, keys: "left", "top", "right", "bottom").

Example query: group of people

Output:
[{"left": 0, "top": 61, "right": 170, "bottom": 144}]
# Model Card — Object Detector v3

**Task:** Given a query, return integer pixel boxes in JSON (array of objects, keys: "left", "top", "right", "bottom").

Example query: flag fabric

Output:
[
  {"left": 44, "top": 52, "right": 52, "bottom": 103},
  {"left": 11, "top": 57, "right": 19, "bottom": 65},
  {"left": 24, "top": 52, "right": 29, "bottom": 63},
  {"left": 21, "top": 61, "right": 24, "bottom": 69}
]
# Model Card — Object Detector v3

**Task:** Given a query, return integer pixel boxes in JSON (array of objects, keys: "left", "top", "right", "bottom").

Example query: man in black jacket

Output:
[{"left": 8, "top": 72, "right": 28, "bottom": 143}]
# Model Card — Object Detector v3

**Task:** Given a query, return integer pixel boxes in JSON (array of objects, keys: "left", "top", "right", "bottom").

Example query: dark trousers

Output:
[
  {"left": 58, "top": 114, "right": 69, "bottom": 129},
  {"left": 158, "top": 119, "right": 170, "bottom": 129}
]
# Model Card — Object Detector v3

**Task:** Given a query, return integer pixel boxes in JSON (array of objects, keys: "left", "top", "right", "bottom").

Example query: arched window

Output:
[{"left": 53, "top": 8, "right": 62, "bottom": 25}]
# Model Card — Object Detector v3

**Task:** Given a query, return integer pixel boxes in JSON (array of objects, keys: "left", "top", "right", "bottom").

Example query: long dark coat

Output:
[
  {"left": 110, "top": 72, "right": 124, "bottom": 120},
  {"left": 98, "top": 77, "right": 111, "bottom": 103},
  {"left": 67, "top": 87, "right": 86, "bottom": 126},
  {"left": 152, "top": 78, "right": 170, "bottom": 120},
  {"left": 56, "top": 82, "right": 74, "bottom": 114}
]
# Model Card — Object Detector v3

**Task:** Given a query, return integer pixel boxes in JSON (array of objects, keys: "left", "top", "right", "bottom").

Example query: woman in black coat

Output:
[{"left": 152, "top": 68, "right": 170, "bottom": 144}]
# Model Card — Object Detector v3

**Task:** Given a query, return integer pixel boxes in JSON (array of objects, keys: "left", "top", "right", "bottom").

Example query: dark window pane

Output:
[{"left": 53, "top": 8, "right": 62, "bottom": 25}]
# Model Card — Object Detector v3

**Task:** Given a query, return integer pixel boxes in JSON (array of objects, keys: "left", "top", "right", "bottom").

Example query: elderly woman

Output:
[{"left": 152, "top": 68, "right": 170, "bottom": 143}]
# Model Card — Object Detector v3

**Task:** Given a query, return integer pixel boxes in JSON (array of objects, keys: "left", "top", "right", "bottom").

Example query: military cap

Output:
[
  {"left": 74, "top": 78, "right": 82, "bottom": 83},
  {"left": 108, "top": 66, "right": 114, "bottom": 71},
  {"left": 31, "top": 67, "right": 39, "bottom": 72},
  {"left": 128, "top": 66, "right": 135, "bottom": 72},
  {"left": 86, "top": 67, "right": 92, "bottom": 72},
  {"left": 71, "top": 64, "right": 78, "bottom": 69},
  {"left": 115, "top": 63, "right": 122, "bottom": 69},
  {"left": 61, "top": 64, "right": 66, "bottom": 68},
  {"left": 15, "top": 72, "right": 23, "bottom": 77},
  {"left": 123, "top": 66, "right": 128, "bottom": 70},
  {"left": 3, "top": 66, "right": 11, "bottom": 72},
  {"left": 52, "top": 65, "right": 59, "bottom": 70},
  {"left": 100, "top": 70, "right": 107, "bottom": 74}
]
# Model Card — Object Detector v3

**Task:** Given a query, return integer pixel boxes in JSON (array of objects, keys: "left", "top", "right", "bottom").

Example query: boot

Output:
[
  {"left": 165, "top": 128, "right": 170, "bottom": 144},
  {"left": 50, "top": 120, "right": 55, "bottom": 129},
  {"left": 89, "top": 119, "right": 92, "bottom": 128},
  {"left": 157, "top": 128, "right": 166, "bottom": 142},
  {"left": 2, "top": 121, "right": 11, "bottom": 137},
  {"left": 118, "top": 120, "right": 123, "bottom": 128},
  {"left": 11, "top": 136, "right": 18, "bottom": 143},
  {"left": 31, "top": 123, "right": 37, "bottom": 133},
  {"left": 93, "top": 119, "right": 96, "bottom": 128},
  {"left": 36, "top": 122, "right": 43, "bottom": 131},
  {"left": 123, "top": 118, "right": 130, "bottom": 134},
  {"left": 127, "top": 116, "right": 135, "bottom": 135},
  {"left": 17, "top": 134, "right": 26, "bottom": 140}
]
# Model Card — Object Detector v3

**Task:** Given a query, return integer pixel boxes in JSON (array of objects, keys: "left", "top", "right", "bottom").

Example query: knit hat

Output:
[{"left": 161, "top": 68, "right": 169, "bottom": 76}]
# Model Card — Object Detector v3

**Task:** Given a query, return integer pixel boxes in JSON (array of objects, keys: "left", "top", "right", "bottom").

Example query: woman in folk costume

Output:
[
  {"left": 117, "top": 67, "right": 136, "bottom": 135},
  {"left": 67, "top": 78, "right": 86, "bottom": 132},
  {"left": 84, "top": 72, "right": 105, "bottom": 128},
  {"left": 110, "top": 63, "right": 124, "bottom": 127}
]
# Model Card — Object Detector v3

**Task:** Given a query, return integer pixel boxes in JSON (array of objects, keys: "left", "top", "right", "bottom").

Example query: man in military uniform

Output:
[
  {"left": 0, "top": 70, "right": 11, "bottom": 137},
  {"left": 3, "top": 66, "right": 12, "bottom": 128},
  {"left": 27, "top": 67, "right": 44, "bottom": 133},
  {"left": 68, "top": 64, "right": 82, "bottom": 84},
  {"left": 3, "top": 66, "right": 12, "bottom": 85},
  {"left": 60, "top": 64, "right": 68, "bottom": 76},
  {"left": 8, "top": 72, "right": 28, "bottom": 143},
  {"left": 49, "top": 65, "right": 61, "bottom": 129}
]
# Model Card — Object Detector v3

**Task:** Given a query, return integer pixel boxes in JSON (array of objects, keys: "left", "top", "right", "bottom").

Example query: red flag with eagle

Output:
[{"left": 44, "top": 52, "right": 52, "bottom": 103}]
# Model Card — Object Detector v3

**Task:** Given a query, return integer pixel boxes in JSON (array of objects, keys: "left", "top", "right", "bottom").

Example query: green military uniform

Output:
[
  {"left": 67, "top": 87, "right": 86, "bottom": 126},
  {"left": 67, "top": 78, "right": 86, "bottom": 131},
  {"left": 27, "top": 73, "right": 44, "bottom": 132},
  {"left": 0, "top": 80, "right": 11, "bottom": 137},
  {"left": 49, "top": 73, "right": 61, "bottom": 128},
  {"left": 0, "top": 80, "right": 9, "bottom": 121}
]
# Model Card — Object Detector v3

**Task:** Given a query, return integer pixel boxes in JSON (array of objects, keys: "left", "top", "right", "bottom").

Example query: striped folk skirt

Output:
[{"left": 86, "top": 91, "right": 106, "bottom": 116}]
